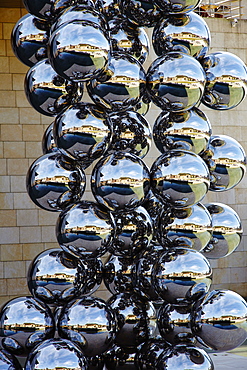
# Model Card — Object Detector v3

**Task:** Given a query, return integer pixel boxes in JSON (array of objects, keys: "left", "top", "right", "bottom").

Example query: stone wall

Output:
[{"left": 0, "top": 8, "right": 246, "bottom": 307}]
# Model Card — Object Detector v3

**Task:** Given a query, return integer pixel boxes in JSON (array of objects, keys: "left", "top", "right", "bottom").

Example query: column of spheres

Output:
[{"left": 1, "top": 0, "right": 247, "bottom": 369}]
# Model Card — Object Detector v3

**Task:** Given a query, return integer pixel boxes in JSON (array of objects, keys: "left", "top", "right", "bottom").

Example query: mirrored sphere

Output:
[
  {"left": 11, "top": 14, "right": 49, "bottom": 67},
  {"left": 0, "top": 350, "right": 22, "bottom": 370},
  {"left": 95, "top": 0, "right": 122, "bottom": 21},
  {"left": 42, "top": 121, "right": 59, "bottom": 154},
  {"left": 104, "top": 346, "right": 137, "bottom": 370},
  {"left": 56, "top": 200, "right": 115, "bottom": 259},
  {"left": 191, "top": 289, "right": 247, "bottom": 352},
  {"left": 136, "top": 339, "right": 167, "bottom": 370},
  {"left": 0, "top": 297, "right": 55, "bottom": 356},
  {"left": 58, "top": 296, "right": 117, "bottom": 357},
  {"left": 142, "top": 191, "right": 164, "bottom": 241},
  {"left": 91, "top": 152, "right": 150, "bottom": 211},
  {"left": 153, "top": 11, "right": 210, "bottom": 60},
  {"left": 201, "top": 51, "right": 247, "bottom": 110},
  {"left": 49, "top": 21, "right": 110, "bottom": 82},
  {"left": 107, "top": 110, "right": 151, "bottom": 159},
  {"left": 87, "top": 52, "right": 146, "bottom": 112},
  {"left": 25, "top": 59, "right": 81, "bottom": 116},
  {"left": 120, "top": 0, "right": 163, "bottom": 27},
  {"left": 147, "top": 52, "right": 206, "bottom": 112},
  {"left": 152, "top": 247, "right": 212, "bottom": 304},
  {"left": 153, "top": 107, "right": 212, "bottom": 155},
  {"left": 25, "top": 338, "right": 88, "bottom": 370},
  {"left": 104, "top": 255, "right": 135, "bottom": 295},
  {"left": 109, "top": 206, "right": 153, "bottom": 258},
  {"left": 159, "top": 203, "right": 212, "bottom": 252},
  {"left": 204, "top": 135, "right": 246, "bottom": 191},
  {"left": 154, "top": 0, "right": 201, "bottom": 13},
  {"left": 151, "top": 150, "right": 210, "bottom": 208},
  {"left": 27, "top": 248, "right": 103, "bottom": 305},
  {"left": 23, "top": 0, "right": 71, "bottom": 20},
  {"left": 26, "top": 152, "right": 85, "bottom": 212},
  {"left": 202, "top": 203, "right": 242, "bottom": 259},
  {"left": 156, "top": 344, "right": 214, "bottom": 370},
  {"left": 53, "top": 103, "right": 112, "bottom": 167},
  {"left": 109, "top": 18, "right": 150, "bottom": 64}
]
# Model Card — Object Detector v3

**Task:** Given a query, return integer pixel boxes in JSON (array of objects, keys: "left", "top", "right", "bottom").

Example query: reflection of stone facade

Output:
[
  {"left": 59, "top": 44, "right": 107, "bottom": 57},
  {"left": 35, "top": 175, "right": 69, "bottom": 185},
  {"left": 167, "top": 223, "right": 208, "bottom": 232},
  {"left": 110, "top": 75, "right": 141, "bottom": 87},
  {"left": 63, "top": 124, "right": 107, "bottom": 137},
  {"left": 65, "top": 225, "right": 110, "bottom": 234},
  {"left": 157, "top": 173, "right": 209, "bottom": 184},
  {"left": 101, "top": 177, "right": 147, "bottom": 187},
  {"left": 4, "top": 323, "right": 46, "bottom": 330},
  {"left": 171, "top": 32, "right": 207, "bottom": 46},
  {"left": 36, "top": 273, "right": 75, "bottom": 282},
  {"left": 67, "top": 323, "right": 107, "bottom": 330},
  {"left": 20, "top": 33, "right": 45, "bottom": 42}
]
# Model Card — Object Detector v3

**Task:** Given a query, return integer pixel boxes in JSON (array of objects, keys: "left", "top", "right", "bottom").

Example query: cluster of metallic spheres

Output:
[{"left": 1, "top": 0, "right": 247, "bottom": 369}]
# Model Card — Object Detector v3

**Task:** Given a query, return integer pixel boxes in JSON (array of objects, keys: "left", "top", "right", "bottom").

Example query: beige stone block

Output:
[
  {"left": 21, "top": 9, "right": 29, "bottom": 17},
  {"left": 22, "top": 243, "right": 45, "bottom": 261},
  {"left": 38, "top": 209, "right": 58, "bottom": 226},
  {"left": 0, "top": 210, "right": 16, "bottom": 227},
  {"left": 41, "top": 226, "right": 57, "bottom": 243},
  {"left": 0, "top": 227, "right": 19, "bottom": 244},
  {"left": 0, "top": 262, "right": 3, "bottom": 278},
  {"left": 94, "top": 289, "right": 111, "bottom": 301},
  {"left": 0, "top": 124, "right": 22, "bottom": 141},
  {"left": 41, "top": 115, "right": 54, "bottom": 125},
  {"left": 0, "top": 193, "right": 13, "bottom": 209},
  {"left": 0, "top": 107, "right": 19, "bottom": 123},
  {"left": 13, "top": 192, "right": 36, "bottom": 210},
  {"left": 0, "top": 23, "right": 2, "bottom": 39},
  {"left": 7, "top": 278, "right": 28, "bottom": 296},
  {"left": 0, "top": 175, "right": 10, "bottom": 192},
  {"left": 12, "top": 73, "right": 25, "bottom": 90},
  {"left": 20, "top": 226, "right": 42, "bottom": 243},
  {"left": 0, "top": 159, "right": 7, "bottom": 175},
  {"left": 212, "top": 267, "right": 230, "bottom": 285},
  {"left": 228, "top": 251, "right": 247, "bottom": 268},
  {"left": 4, "top": 142, "right": 25, "bottom": 158},
  {"left": 0, "top": 279, "right": 7, "bottom": 295},
  {"left": 230, "top": 267, "right": 247, "bottom": 283},
  {"left": 3, "top": 23, "right": 15, "bottom": 40},
  {"left": 23, "top": 124, "right": 44, "bottom": 142},
  {"left": 0, "top": 141, "right": 3, "bottom": 158},
  {"left": 0, "top": 9, "right": 21, "bottom": 23},
  {"left": 0, "top": 56, "right": 9, "bottom": 73},
  {"left": 10, "top": 175, "right": 26, "bottom": 193},
  {"left": 0, "top": 73, "right": 12, "bottom": 90},
  {"left": 16, "top": 90, "right": 30, "bottom": 107},
  {"left": 227, "top": 282, "right": 247, "bottom": 298},
  {"left": 6, "top": 39, "right": 15, "bottom": 57},
  {"left": 7, "top": 158, "right": 29, "bottom": 175},
  {"left": 4, "top": 260, "right": 26, "bottom": 278},
  {"left": 0, "top": 91, "right": 15, "bottom": 107},
  {"left": 44, "top": 242, "right": 59, "bottom": 249},
  {"left": 0, "top": 40, "right": 6, "bottom": 56},
  {"left": 1, "top": 244, "right": 22, "bottom": 261},
  {"left": 20, "top": 107, "right": 41, "bottom": 124},
  {"left": 17, "top": 209, "right": 39, "bottom": 227},
  {"left": 26, "top": 142, "right": 43, "bottom": 159},
  {"left": 9, "top": 56, "right": 28, "bottom": 73}
]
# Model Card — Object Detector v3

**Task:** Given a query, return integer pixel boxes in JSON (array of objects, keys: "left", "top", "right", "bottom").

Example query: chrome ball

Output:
[
  {"left": 91, "top": 152, "right": 150, "bottom": 211},
  {"left": 27, "top": 248, "right": 103, "bottom": 305},
  {"left": 25, "top": 59, "right": 82, "bottom": 116},
  {"left": 142, "top": 191, "right": 164, "bottom": 241},
  {"left": 0, "top": 297, "right": 55, "bottom": 356},
  {"left": 58, "top": 296, "right": 117, "bottom": 357},
  {"left": 42, "top": 121, "right": 59, "bottom": 154},
  {"left": 152, "top": 247, "right": 212, "bottom": 304},
  {"left": 56, "top": 200, "right": 115, "bottom": 259},
  {"left": 153, "top": 11, "right": 210, "bottom": 60},
  {"left": 154, "top": 0, "right": 202, "bottom": 13},
  {"left": 104, "top": 346, "right": 138, "bottom": 369},
  {"left": 153, "top": 107, "right": 212, "bottom": 155},
  {"left": 147, "top": 52, "right": 206, "bottom": 112},
  {"left": 53, "top": 103, "right": 112, "bottom": 167},
  {"left": 136, "top": 339, "right": 167, "bottom": 370},
  {"left": 201, "top": 51, "right": 247, "bottom": 110},
  {"left": 191, "top": 289, "right": 247, "bottom": 352},
  {"left": 108, "top": 110, "right": 152, "bottom": 159},
  {"left": 11, "top": 14, "right": 49, "bottom": 67},
  {"left": 0, "top": 350, "right": 22, "bottom": 370},
  {"left": 49, "top": 21, "right": 110, "bottom": 82},
  {"left": 26, "top": 152, "right": 85, "bottom": 212},
  {"left": 120, "top": 0, "right": 163, "bottom": 27},
  {"left": 95, "top": 0, "right": 122, "bottom": 21},
  {"left": 23, "top": 0, "right": 73, "bottom": 20},
  {"left": 204, "top": 134, "right": 246, "bottom": 191},
  {"left": 202, "top": 203, "right": 242, "bottom": 259},
  {"left": 151, "top": 150, "right": 210, "bottom": 208},
  {"left": 25, "top": 338, "right": 88, "bottom": 370},
  {"left": 87, "top": 52, "right": 146, "bottom": 112}
]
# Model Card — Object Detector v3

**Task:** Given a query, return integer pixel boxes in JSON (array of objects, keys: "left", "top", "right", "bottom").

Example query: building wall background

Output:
[{"left": 0, "top": 6, "right": 247, "bottom": 307}]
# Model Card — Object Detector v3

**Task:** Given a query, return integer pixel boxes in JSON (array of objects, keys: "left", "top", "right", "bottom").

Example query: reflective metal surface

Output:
[
  {"left": 0, "top": 297, "right": 55, "bottom": 356},
  {"left": 201, "top": 51, "right": 247, "bottom": 110},
  {"left": 191, "top": 289, "right": 247, "bottom": 352},
  {"left": 152, "top": 247, "right": 212, "bottom": 304},
  {"left": 156, "top": 344, "right": 214, "bottom": 370},
  {"left": 58, "top": 296, "right": 117, "bottom": 357},
  {"left": 49, "top": 21, "right": 110, "bottom": 82},
  {"left": 154, "top": 0, "right": 201, "bottom": 13},
  {"left": 104, "top": 346, "right": 137, "bottom": 370},
  {"left": 53, "top": 103, "right": 112, "bottom": 167},
  {"left": 11, "top": 14, "right": 49, "bottom": 67},
  {"left": 202, "top": 203, "right": 242, "bottom": 259},
  {"left": 109, "top": 206, "right": 153, "bottom": 258},
  {"left": 25, "top": 59, "right": 82, "bottom": 117},
  {"left": 153, "top": 107, "right": 212, "bottom": 155},
  {"left": 136, "top": 339, "right": 167, "bottom": 370},
  {"left": 91, "top": 152, "right": 150, "bottom": 211},
  {"left": 147, "top": 52, "right": 206, "bottom": 112},
  {"left": 42, "top": 121, "right": 59, "bottom": 154},
  {"left": 142, "top": 191, "right": 164, "bottom": 241},
  {"left": 104, "top": 255, "right": 135, "bottom": 295},
  {"left": 23, "top": 0, "right": 72, "bottom": 20},
  {"left": 26, "top": 152, "right": 85, "bottom": 212},
  {"left": 120, "top": 0, "right": 163, "bottom": 27},
  {"left": 151, "top": 150, "right": 210, "bottom": 208},
  {"left": 95, "top": 0, "right": 122, "bottom": 21},
  {"left": 56, "top": 200, "right": 115, "bottom": 259},
  {"left": 203, "top": 135, "right": 246, "bottom": 192},
  {"left": 25, "top": 338, "right": 88, "bottom": 370},
  {"left": 0, "top": 350, "right": 22, "bottom": 370},
  {"left": 87, "top": 52, "right": 146, "bottom": 112},
  {"left": 109, "top": 18, "right": 150, "bottom": 64},
  {"left": 153, "top": 11, "right": 210, "bottom": 60},
  {"left": 107, "top": 110, "right": 151, "bottom": 159},
  {"left": 27, "top": 248, "right": 103, "bottom": 305},
  {"left": 159, "top": 203, "right": 212, "bottom": 252}
]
